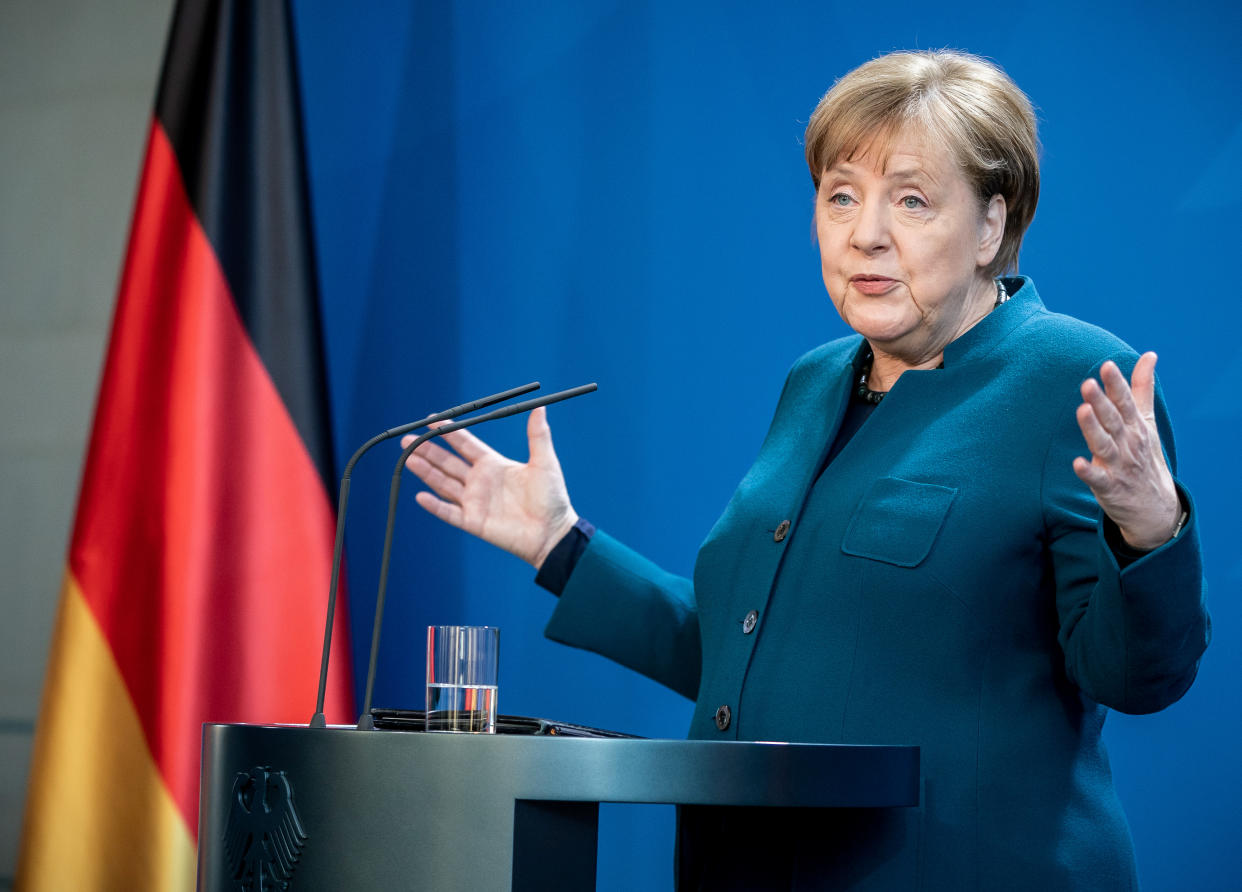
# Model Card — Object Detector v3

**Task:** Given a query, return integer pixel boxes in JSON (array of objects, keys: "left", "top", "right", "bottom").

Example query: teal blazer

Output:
[{"left": 545, "top": 278, "right": 1209, "bottom": 890}]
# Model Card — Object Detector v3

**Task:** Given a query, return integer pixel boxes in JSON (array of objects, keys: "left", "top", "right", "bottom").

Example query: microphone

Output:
[
  {"left": 356, "top": 382, "right": 599, "bottom": 730},
  {"left": 309, "top": 382, "right": 541, "bottom": 728}
]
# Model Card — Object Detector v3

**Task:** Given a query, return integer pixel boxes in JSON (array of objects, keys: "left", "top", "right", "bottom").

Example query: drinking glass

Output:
[{"left": 425, "top": 625, "right": 499, "bottom": 733}]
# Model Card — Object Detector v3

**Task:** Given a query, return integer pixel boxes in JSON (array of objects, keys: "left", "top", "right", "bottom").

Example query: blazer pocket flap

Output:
[{"left": 841, "top": 476, "right": 957, "bottom": 567}]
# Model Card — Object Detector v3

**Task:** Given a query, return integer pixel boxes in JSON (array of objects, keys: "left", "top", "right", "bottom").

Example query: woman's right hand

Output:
[{"left": 402, "top": 406, "right": 578, "bottom": 569}]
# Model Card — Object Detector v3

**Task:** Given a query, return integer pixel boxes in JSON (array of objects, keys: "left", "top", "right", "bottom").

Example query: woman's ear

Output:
[{"left": 977, "top": 193, "right": 1006, "bottom": 267}]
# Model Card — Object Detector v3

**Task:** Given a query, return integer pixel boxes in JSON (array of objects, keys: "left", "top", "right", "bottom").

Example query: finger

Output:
[
  {"left": 1076, "top": 402, "right": 1118, "bottom": 462},
  {"left": 1080, "top": 376, "right": 1125, "bottom": 437},
  {"left": 1099, "top": 361, "right": 1140, "bottom": 427},
  {"left": 404, "top": 453, "right": 466, "bottom": 504},
  {"left": 1072, "top": 455, "right": 1109, "bottom": 491},
  {"left": 402, "top": 435, "right": 472, "bottom": 481},
  {"left": 527, "top": 406, "right": 559, "bottom": 466},
  {"left": 434, "top": 424, "right": 498, "bottom": 464},
  {"left": 414, "top": 490, "right": 465, "bottom": 529},
  {"left": 1130, "top": 351, "right": 1157, "bottom": 419}
]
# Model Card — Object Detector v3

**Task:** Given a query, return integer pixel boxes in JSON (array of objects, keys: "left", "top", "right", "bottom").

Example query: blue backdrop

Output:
[{"left": 291, "top": 2, "right": 1240, "bottom": 888}]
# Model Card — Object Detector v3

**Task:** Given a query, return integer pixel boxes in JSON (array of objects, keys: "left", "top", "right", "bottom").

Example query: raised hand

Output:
[
  {"left": 1073, "top": 352, "right": 1182, "bottom": 550},
  {"left": 402, "top": 406, "right": 578, "bottom": 569}
]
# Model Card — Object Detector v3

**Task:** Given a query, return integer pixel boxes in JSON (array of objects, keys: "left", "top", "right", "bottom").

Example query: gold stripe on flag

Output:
[{"left": 17, "top": 574, "right": 196, "bottom": 891}]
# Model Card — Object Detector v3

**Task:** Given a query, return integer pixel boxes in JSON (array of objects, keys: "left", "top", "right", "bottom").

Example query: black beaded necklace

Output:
[{"left": 855, "top": 279, "right": 1009, "bottom": 405}]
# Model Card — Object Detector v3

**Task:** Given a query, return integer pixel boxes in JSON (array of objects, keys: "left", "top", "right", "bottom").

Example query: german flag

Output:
[{"left": 16, "top": 1, "right": 354, "bottom": 887}]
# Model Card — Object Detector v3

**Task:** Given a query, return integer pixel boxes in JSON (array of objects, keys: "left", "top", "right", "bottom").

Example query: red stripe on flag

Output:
[{"left": 68, "top": 118, "right": 353, "bottom": 835}]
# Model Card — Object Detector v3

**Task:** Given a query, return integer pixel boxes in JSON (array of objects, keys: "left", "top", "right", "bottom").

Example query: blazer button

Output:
[
  {"left": 714, "top": 704, "right": 732, "bottom": 731},
  {"left": 773, "top": 520, "right": 790, "bottom": 542},
  {"left": 742, "top": 610, "right": 758, "bottom": 634}
]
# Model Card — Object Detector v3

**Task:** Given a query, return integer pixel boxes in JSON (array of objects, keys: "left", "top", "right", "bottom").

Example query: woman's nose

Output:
[{"left": 850, "top": 200, "right": 891, "bottom": 254}]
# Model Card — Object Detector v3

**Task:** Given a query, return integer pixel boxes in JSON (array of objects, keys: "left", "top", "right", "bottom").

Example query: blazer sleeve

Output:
[
  {"left": 1041, "top": 352, "right": 1211, "bottom": 715},
  {"left": 543, "top": 530, "right": 702, "bottom": 701}
]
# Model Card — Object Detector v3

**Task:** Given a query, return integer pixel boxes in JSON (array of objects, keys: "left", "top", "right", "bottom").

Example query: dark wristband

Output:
[
  {"left": 1107, "top": 524, "right": 1151, "bottom": 569},
  {"left": 1103, "top": 490, "right": 1190, "bottom": 569},
  {"left": 534, "top": 517, "right": 596, "bottom": 596}
]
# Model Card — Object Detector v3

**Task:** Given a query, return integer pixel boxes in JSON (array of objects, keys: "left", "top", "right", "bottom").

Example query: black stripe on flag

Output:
[{"left": 153, "top": 0, "right": 337, "bottom": 493}]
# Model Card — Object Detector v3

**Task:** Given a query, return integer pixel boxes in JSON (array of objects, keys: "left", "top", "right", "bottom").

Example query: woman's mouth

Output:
[{"left": 850, "top": 275, "right": 899, "bottom": 296}]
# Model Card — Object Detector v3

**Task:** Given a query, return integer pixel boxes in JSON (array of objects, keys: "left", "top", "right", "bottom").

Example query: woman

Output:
[{"left": 403, "top": 51, "right": 1208, "bottom": 890}]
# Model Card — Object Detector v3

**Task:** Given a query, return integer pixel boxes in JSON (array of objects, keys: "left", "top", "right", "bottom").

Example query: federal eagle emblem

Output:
[{"left": 223, "top": 766, "right": 308, "bottom": 891}]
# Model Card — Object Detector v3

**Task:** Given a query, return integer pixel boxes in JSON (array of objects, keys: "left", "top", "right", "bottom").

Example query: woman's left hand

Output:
[{"left": 1073, "top": 352, "right": 1182, "bottom": 550}]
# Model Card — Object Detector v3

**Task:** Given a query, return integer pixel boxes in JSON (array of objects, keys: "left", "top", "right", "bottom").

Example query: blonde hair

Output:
[{"left": 804, "top": 50, "right": 1040, "bottom": 277}]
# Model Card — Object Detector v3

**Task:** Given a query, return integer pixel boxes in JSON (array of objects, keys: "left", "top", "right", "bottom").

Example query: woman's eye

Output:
[
  {"left": 829, "top": 193, "right": 853, "bottom": 207},
  {"left": 901, "top": 195, "right": 927, "bottom": 209}
]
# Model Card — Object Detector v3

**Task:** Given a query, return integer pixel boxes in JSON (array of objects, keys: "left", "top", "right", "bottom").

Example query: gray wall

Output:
[{"left": 0, "top": 0, "right": 173, "bottom": 885}]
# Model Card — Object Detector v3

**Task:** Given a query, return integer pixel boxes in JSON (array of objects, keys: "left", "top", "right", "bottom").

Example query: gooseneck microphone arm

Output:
[
  {"left": 309, "top": 382, "right": 540, "bottom": 728},
  {"left": 356, "top": 382, "right": 598, "bottom": 730}
]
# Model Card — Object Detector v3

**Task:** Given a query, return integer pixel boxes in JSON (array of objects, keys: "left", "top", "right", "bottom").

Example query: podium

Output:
[{"left": 197, "top": 723, "right": 919, "bottom": 890}]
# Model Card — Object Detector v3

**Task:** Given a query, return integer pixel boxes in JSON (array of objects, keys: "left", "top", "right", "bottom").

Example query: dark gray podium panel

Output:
[{"left": 198, "top": 723, "right": 919, "bottom": 891}]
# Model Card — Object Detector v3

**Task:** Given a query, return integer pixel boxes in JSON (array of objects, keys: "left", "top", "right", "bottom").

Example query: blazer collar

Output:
[
  {"left": 942, "top": 276, "right": 1043, "bottom": 366},
  {"left": 834, "top": 276, "right": 1045, "bottom": 375},
  {"left": 821, "top": 275, "right": 1046, "bottom": 410}
]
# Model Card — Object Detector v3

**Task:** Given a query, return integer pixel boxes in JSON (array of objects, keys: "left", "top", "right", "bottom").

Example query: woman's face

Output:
[{"left": 815, "top": 131, "right": 1005, "bottom": 365}]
